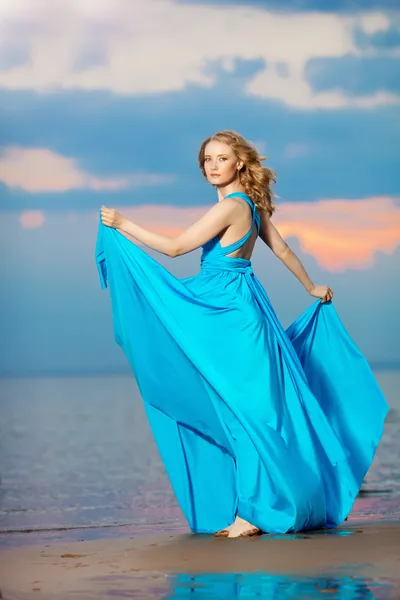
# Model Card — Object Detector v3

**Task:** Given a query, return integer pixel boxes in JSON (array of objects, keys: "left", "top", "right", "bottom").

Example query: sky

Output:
[{"left": 0, "top": 0, "right": 399, "bottom": 375}]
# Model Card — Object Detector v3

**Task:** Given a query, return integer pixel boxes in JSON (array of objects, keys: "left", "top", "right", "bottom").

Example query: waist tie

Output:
[{"left": 200, "top": 257, "right": 254, "bottom": 283}]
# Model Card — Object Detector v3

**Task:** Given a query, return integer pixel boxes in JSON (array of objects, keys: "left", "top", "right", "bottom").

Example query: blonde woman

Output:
[{"left": 97, "top": 130, "right": 388, "bottom": 538}]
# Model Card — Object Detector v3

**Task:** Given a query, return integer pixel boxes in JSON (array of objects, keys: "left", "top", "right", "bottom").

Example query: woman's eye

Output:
[{"left": 219, "top": 157, "right": 227, "bottom": 161}]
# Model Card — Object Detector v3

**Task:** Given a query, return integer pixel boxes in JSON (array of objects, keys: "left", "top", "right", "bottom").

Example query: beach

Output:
[{"left": 1, "top": 521, "right": 399, "bottom": 598}]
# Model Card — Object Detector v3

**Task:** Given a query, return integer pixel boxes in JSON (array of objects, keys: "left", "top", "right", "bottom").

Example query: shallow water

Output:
[{"left": 0, "top": 370, "right": 398, "bottom": 541}]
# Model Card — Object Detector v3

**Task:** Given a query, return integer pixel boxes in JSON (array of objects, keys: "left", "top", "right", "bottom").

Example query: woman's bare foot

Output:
[
  {"left": 214, "top": 516, "right": 261, "bottom": 538},
  {"left": 214, "top": 527, "right": 230, "bottom": 537}
]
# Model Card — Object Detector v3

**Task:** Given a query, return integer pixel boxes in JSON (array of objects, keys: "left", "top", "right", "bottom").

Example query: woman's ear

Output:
[{"left": 237, "top": 161, "right": 244, "bottom": 171}]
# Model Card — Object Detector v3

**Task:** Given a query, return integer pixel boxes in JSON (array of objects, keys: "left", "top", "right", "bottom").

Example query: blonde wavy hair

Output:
[{"left": 198, "top": 130, "right": 277, "bottom": 217}]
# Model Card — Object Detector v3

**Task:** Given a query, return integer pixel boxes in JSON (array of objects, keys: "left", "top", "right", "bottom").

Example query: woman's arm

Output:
[
  {"left": 276, "top": 246, "right": 315, "bottom": 293},
  {"left": 259, "top": 211, "right": 314, "bottom": 291},
  {"left": 101, "top": 199, "right": 238, "bottom": 258},
  {"left": 259, "top": 211, "right": 333, "bottom": 301}
]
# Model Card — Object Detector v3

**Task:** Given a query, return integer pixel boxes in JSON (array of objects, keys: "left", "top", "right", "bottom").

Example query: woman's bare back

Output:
[{"left": 216, "top": 197, "right": 258, "bottom": 260}]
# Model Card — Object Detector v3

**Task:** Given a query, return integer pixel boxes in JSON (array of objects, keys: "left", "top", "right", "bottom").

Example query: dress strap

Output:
[
  {"left": 224, "top": 192, "right": 260, "bottom": 233},
  {"left": 216, "top": 192, "right": 260, "bottom": 256},
  {"left": 224, "top": 191, "right": 254, "bottom": 210}
]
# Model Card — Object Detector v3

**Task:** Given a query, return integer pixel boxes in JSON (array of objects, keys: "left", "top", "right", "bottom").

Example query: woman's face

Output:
[{"left": 203, "top": 140, "right": 242, "bottom": 187}]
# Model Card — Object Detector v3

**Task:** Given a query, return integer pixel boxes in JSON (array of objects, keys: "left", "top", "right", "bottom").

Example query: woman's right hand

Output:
[{"left": 308, "top": 284, "right": 334, "bottom": 303}]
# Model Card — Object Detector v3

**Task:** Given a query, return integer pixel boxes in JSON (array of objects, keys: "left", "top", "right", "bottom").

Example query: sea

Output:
[{"left": 0, "top": 370, "right": 399, "bottom": 545}]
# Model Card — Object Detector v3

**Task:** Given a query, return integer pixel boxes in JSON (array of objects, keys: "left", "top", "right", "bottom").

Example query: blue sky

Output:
[{"left": 0, "top": 0, "right": 399, "bottom": 375}]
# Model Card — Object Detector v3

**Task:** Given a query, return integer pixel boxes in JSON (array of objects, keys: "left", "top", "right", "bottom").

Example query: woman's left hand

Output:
[{"left": 101, "top": 206, "right": 123, "bottom": 229}]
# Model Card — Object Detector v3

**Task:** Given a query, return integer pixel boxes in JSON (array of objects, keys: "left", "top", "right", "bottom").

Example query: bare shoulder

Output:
[
  {"left": 221, "top": 196, "right": 245, "bottom": 209},
  {"left": 224, "top": 195, "right": 254, "bottom": 215},
  {"left": 214, "top": 196, "right": 245, "bottom": 219}
]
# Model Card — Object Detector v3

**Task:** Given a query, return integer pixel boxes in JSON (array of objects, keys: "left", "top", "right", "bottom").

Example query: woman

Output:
[{"left": 96, "top": 130, "right": 388, "bottom": 538}]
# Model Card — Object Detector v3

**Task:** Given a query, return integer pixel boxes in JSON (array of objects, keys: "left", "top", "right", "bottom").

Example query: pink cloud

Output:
[
  {"left": 275, "top": 197, "right": 400, "bottom": 271},
  {"left": 116, "top": 196, "right": 400, "bottom": 272},
  {"left": 0, "top": 147, "right": 173, "bottom": 193},
  {"left": 19, "top": 210, "right": 45, "bottom": 229}
]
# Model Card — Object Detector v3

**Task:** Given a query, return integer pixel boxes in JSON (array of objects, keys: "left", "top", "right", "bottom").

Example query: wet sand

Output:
[{"left": 0, "top": 522, "right": 399, "bottom": 599}]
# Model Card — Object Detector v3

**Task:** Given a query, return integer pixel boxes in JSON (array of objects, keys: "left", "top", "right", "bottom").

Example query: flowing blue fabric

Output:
[{"left": 95, "top": 192, "right": 389, "bottom": 534}]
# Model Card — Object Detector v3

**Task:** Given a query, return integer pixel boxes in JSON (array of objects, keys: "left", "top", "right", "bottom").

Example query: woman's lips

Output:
[{"left": 211, "top": 174, "right": 220, "bottom": 177}]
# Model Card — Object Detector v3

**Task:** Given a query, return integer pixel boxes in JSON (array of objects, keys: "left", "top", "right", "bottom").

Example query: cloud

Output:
[
  {"left": 19, "top": 209, "right": 45, "bottom": 228},
  {"left": 108, "top": 196, "right": 400, "bottom": 272},
  {"left": 0, "top": 147, "right": 174, "bottom": 193},
  {"left": 358, "top": 12, "right": 391, "bottom": 35},
  {"left": 0, "top": 0, "right": 398, "bottom": 109},
  {"left": 0, "top": 41, "right": 29, "bottom": 71},
  {"left": 274, "top": 196, "right": 400, "bottom": 271}
]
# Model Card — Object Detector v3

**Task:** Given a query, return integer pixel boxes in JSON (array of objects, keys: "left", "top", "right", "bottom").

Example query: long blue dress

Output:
[{"left": 95, "top": 191, "right": 389, "bottom": 534}]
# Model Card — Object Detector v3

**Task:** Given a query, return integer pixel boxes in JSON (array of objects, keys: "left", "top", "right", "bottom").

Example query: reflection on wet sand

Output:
[{"left": 165, "top": 571, "right": 393, "bottom": 599}]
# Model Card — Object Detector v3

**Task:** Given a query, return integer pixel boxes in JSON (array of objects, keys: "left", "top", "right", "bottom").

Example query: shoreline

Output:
[
  {"left": 1, "top": 514, "right": 396, "bottom": 549},
  {"left": 1, "top": 521, "right": 399, "bottom": 598}
]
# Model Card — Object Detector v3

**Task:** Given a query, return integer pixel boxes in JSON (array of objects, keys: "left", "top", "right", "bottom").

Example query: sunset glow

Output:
[{"left": 116, "top": 196, "right": 400, "bottom": 272}]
